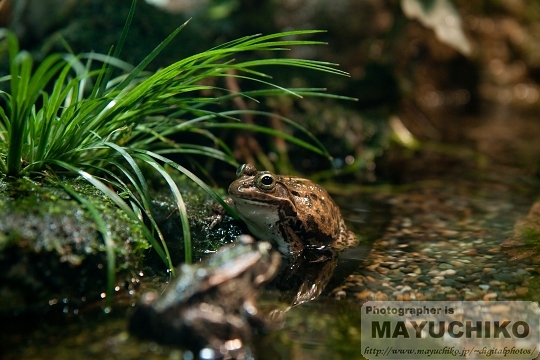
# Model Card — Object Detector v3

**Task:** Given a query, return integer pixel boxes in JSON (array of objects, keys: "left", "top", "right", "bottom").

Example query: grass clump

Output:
[{"left": 0, "top": 1, "right": 349, "bottom": 303}]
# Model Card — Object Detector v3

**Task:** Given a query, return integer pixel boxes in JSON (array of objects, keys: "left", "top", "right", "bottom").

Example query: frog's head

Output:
[
  {"left": 229, "top": 164, "right": 294, "bottom": 210},
  {"left": 228, "top": 164, "right": 297, "bottom": 216}
]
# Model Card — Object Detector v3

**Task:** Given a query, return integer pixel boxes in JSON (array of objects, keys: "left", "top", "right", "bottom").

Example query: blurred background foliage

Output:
[{"left": 2, "top": 0, "right": 540, "bottom": 182}]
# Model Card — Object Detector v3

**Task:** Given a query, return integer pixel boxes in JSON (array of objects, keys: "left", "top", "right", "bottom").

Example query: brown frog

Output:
[
  {"left": 129, "top": 235, "right": 281, "bottom": 353},
  {"left": 228, "top": 164, "right": 357, "bottom": 260}
]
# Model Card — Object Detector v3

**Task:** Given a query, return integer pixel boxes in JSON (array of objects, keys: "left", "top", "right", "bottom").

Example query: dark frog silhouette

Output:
[{"left": 129, "top": 235, "right": 281, "bottom": 352}]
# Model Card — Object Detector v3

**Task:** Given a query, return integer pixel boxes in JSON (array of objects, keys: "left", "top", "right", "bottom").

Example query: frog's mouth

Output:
[
  {"left": 230, "top": 192, "right": 291, "bottom": 208},
  {"left": 230, "top": 194, "right": 277, "bottom": 206}
]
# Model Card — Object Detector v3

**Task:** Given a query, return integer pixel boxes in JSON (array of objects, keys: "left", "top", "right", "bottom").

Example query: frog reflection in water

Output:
[
  {"left": 129, "top": 235, "right": 281, "bottom": 352},
  {"left": 228, "top": 164, "right": 358, "bottom": 261}
]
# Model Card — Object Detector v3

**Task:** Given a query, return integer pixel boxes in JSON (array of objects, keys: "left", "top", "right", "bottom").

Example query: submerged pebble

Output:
[{"left": 331, "top": 181, "right": 539, "bottom": 302}]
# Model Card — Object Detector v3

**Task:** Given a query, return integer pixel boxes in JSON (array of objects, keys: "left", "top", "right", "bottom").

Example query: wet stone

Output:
[
  {"left": 438, "top": 263, "right": 453, "bottom": 270},
  {"left": 463, "top": 249, "right": 478, "bottom": 256},
  {"left": 515, "top": 268, "right": 530, "bottom": 277},
  {"left": 493, "top": 273, "right": 522, "bottom": 284},
  {"left": 483, "top": 292, "right": 498, "bottom": 301},
  {"left": 501, "top": 291, "right": 517, "bottom": 298},
  {"left": 439, "top": 279, "right": 458, "bottom": 287},
  {"left": 439, "top": 286, "right": 454, "bottom": 293},
  {"left": 356, "top": 290, "right": 374, "bottom": 300},
  {"left": 433, "top": 292, "right": 447, "bottom": 300},
  {"left": 464, "top": 292, "right": 479, "bottom": 300},
  {"left": 454, "top": 269, "right": 467, "bottom": 277},
  {"left": 347, "top": 286, "right": 365, "bottom": 293},
  {"left": 464, "top": 274, "right": 481, "bottom": 282},
  {"left": 441, "top": 269, "right": 457, "bottom": 276},
  {"left": 515, "top": 287, "right": 529, "bottom": 296}
]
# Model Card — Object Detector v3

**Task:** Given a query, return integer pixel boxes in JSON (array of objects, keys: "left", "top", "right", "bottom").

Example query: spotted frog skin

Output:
[{"left": 228, "top": 164, "right": 357, "bottom": 258}]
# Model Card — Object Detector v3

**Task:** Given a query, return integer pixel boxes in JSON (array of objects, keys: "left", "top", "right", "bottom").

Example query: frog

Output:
[
  {"left": 129, "top": 235, "right": 281, "bottom": 352},
  {"left": 228, "top": 164, "right": 357, "bottom": 260}
]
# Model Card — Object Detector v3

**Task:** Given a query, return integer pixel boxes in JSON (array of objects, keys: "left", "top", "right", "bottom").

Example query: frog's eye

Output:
[
  {"left": 236, "top": 164, "right": 247, "bottom": 178},
  {"left": 256, "top": 173, "right": 276, "bottom": 190}
]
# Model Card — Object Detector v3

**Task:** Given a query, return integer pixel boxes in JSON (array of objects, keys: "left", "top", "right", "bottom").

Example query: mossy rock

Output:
[
  {"left": 0, "top": 173, "right": 245, "bottom": 315},
  {"left": 0, "top": 176, "right": 149, "bottom": 314},
  {"left": 148, "top": 173, "right": 246, "bottom": 266},
  {"left": 501, "top": 201, "right": 540, "bottom": 262}
]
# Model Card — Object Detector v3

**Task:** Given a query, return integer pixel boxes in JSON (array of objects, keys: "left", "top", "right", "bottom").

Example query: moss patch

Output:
[
  {"left": 0, "top": 176, "right": 148, "bottom": 314},
  {"left": 501, "top": 201, "right": 540, "bottom": 262},
  {"left": 149, "top": 173, "right": 246, "bottom": 266}
]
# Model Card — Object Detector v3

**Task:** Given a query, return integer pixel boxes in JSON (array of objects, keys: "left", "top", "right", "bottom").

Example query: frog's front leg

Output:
[
  {"left": 303, "top": 246, "right": 336, "bottom": 263},
  {"left": 206, "top": 198, "right": 235, "bottom": 230},
  {"left": 280, "top": 227, "right": 304, "bottom": 263}
]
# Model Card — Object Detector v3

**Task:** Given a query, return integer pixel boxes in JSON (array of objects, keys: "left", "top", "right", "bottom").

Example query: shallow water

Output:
[{"left": 2, "top": 172, "right": 538, "bottom": 360}]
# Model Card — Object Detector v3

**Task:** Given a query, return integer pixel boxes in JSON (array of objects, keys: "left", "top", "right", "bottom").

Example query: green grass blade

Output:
[
  {"left": 87, "top": 161, "right": 176, "bottom": 274},
  {"left": 227, "top": 29, "right": 327, "bottom": 47},
  {"left": 85, "top": 160, "right": 174, "bottom": 271},
  {"left": 48, "top": 159, "right": 174, "bottom": 270},
  {"left": 103, "top": 141, "right": 151, "bottom": 207},
  {"left": 6, "top": 50, "right": 33, "bottom": 176},
  {"left": 131, "top": 152, "right": 193, "bottom": 263},
  {"left": 203, "top": 122, "right": 329, "bottom": 158},
  {"left": 132, "top": 149, "right": 239, "bottom": 219},
  {"left": 155, "top": 145, "right": 237, "bottom": 165},
  {"left": 113, "top": 19, "right": 190, "bottom": 94},
  {"left": 49, "top": 160, "right": 136, "bottom": 215},
  {"left": 97, "top": 0, "right": 137, "bottom": 97}
]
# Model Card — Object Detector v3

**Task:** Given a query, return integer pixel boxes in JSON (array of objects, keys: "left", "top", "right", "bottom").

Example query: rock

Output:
[
  {"left": 493, "top": 273, "right": 522, "bottom": 284},
  {"left": 515, "top": 287, "right": 529, "bottom": 296},
  {"left": 483, "top": 292, "right": 498, "bottom": 301},
  {"left": 0, "top": 177, "right": 148, "bottom": 314},
  {"left": 501, "top": 202, "right": 540, "bottom": 262},
  {"left": 438, "top": 263, "right": 453, "bottom": 270},
  {"left": 356, "top": 290, "right": 374, "bottom": 300},
  {"left": 441, "top": 269, "right": 456, "bottom": 276},
  {"left": 0, "top": 174, "right": 243, "bottom": 315},
  {"left": 439, "top": 279, "right": 458, "bottom": 287}
]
